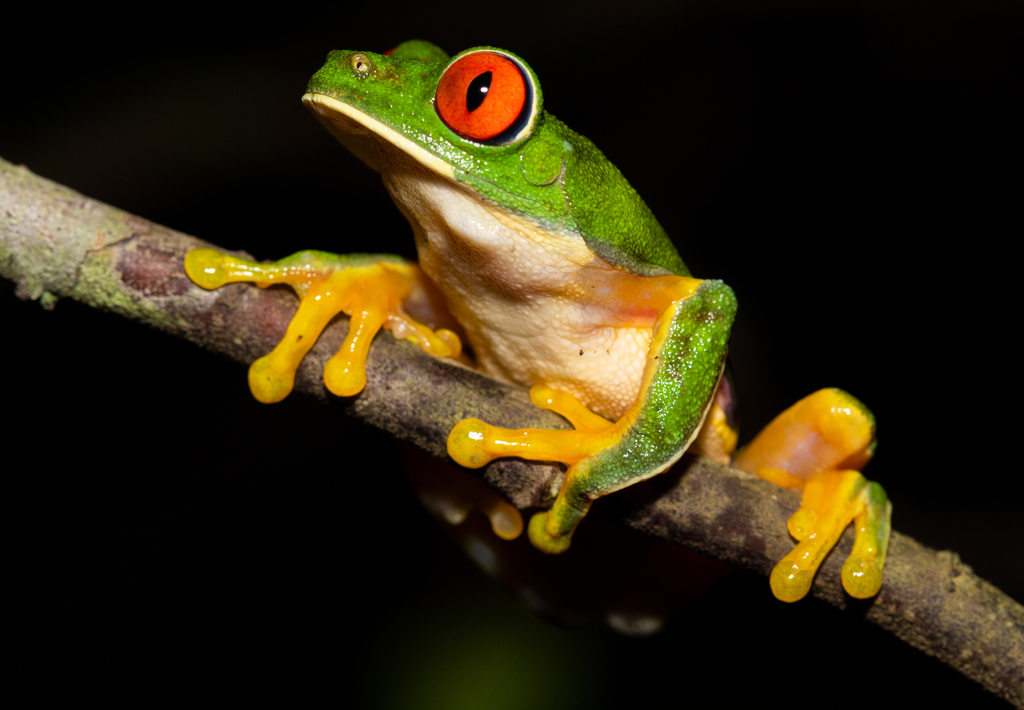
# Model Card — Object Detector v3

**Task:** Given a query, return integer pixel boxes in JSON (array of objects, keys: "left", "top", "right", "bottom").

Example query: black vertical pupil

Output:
[{"left": 466, "top": 71, "right": 492, "bottom": 112}]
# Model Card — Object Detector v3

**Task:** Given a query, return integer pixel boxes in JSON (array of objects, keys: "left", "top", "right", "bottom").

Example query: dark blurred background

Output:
[{"left": 3, "top": 1, "right": 1021, "bottom": 706}]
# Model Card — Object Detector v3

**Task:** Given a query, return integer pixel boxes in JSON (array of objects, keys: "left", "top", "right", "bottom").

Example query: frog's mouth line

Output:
[
  {"left": 303, "top": 92, "right": 457, "bottom": 181},
  {"left": 302, "top": 92, "right": 543, "bottom": 209}
]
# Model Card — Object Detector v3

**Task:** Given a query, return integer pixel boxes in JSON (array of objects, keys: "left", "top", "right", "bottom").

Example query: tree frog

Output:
[{"left": 185, "top": 40, "right": 891, "bottom": 603}]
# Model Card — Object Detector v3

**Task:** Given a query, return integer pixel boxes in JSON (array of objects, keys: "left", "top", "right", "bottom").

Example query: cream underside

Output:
[{"left": 305, "top": 93, "right": 655, "bottom": 420}]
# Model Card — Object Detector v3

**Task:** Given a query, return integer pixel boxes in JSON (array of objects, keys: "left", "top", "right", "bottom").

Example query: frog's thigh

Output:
[
  {"left": 734, "top": 388, "right": 876, "bottom": 480},
  {"left": 448, "top": 281, "right": 736, "bottom": 554},
  {"left": 184, "top": 249, "right": 460, "bottom": 403},
  {"left": 734, "top": 389, "right": 891, "bottom": 601}
]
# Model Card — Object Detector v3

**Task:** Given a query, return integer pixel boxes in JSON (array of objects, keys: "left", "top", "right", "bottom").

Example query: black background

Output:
[{"left": 3, "top": 1, "right": 1021, "bottom": 706}]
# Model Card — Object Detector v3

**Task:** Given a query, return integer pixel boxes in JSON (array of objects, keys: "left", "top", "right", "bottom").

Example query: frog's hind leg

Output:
[
  {"left": 734, "top": 388, "right": 892, "bottom": 602},
  {"left": 448, "top": 280, "right": 737, "bottom": 555},
  {"left": 184, "top": 249, "right": 461, "bottom": 402}
]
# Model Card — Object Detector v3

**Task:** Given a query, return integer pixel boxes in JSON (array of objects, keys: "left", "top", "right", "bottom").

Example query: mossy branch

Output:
[{"left": 2, "top": 157, "right": 1021, "bottom": 707}]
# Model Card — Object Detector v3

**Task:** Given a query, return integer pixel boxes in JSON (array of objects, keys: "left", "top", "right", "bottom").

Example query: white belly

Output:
[{"left": 382, "top": 162, "right": 653, "bottom": 421}]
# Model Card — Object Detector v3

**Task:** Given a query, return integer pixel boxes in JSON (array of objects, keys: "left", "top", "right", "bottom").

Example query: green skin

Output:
[
  {"left": 306, "top": 40, "right": 737, "bottom": 550},
  {"left": 307, "top": 41, "right": 689, "bottom": 277}
]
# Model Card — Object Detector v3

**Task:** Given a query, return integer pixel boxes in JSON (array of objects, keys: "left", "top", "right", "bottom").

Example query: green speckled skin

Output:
[{"left": 307, "top": 43, "right": 689, "bottom": 277}]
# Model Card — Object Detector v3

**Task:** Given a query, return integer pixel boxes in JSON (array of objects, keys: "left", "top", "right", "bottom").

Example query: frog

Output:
[{"left": 184, "top": 39, "right": 891, "bottom": 603}]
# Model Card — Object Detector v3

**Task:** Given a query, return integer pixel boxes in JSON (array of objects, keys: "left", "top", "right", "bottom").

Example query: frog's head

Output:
[
  {"left": 304, "top": 41, "right": 554, "bottom": 196},
  {"left": 304, "top": 40, "right": 688, "bottom": 277}
]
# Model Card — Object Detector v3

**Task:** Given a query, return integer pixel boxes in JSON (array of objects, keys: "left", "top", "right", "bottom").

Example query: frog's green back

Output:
[{"left": 552, "top": 117, "right": 689, "bottom": 277}]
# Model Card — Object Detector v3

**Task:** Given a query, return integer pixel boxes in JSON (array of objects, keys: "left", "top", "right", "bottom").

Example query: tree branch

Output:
[{"left": 3, "top": 157, "right": 1021, "bottom": 707}]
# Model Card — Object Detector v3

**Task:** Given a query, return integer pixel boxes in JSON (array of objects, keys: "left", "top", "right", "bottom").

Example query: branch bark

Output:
[{"left": 3, "top": 157, "right": 1021, "bottom": 707}]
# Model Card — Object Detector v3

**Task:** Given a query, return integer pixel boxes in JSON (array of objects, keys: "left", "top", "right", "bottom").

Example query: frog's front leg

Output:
[
  {"left": 184, "top": 249, "right": 461, "bottom": 402},
  {"left": 734, "top": 388, "right": 891, "bottom": 602},
  {"left": 448, "top": 280, "right": 737, "bottom": 554}
]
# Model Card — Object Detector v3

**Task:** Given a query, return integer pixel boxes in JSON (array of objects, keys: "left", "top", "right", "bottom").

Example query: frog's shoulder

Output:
[{"left": 543, "top": 115, "right": 690, "bottom": 277}]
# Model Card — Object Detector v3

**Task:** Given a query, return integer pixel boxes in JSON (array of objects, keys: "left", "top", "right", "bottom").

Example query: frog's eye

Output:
[{"left": 436, "top": 51, "right": 534, "bottom": 144}]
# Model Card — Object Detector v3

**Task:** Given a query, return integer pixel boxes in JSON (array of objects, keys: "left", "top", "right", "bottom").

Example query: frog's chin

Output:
[{"left": 303, "top": 92, "right": 455, "bottom": 181}]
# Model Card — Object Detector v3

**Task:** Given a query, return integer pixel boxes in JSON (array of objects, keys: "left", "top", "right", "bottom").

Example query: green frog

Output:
[{"left": 185, "top": 40, "right": 890, "bottom": 602}]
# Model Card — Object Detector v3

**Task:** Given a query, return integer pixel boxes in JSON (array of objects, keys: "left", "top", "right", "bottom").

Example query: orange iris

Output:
[{"left": 436, "top": 52, "right": 527, "bottom": 141}]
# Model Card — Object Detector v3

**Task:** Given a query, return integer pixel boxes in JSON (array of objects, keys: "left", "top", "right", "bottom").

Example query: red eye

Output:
[{"left": 436, "top": 52, "right": 531, "bottom": 143}]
